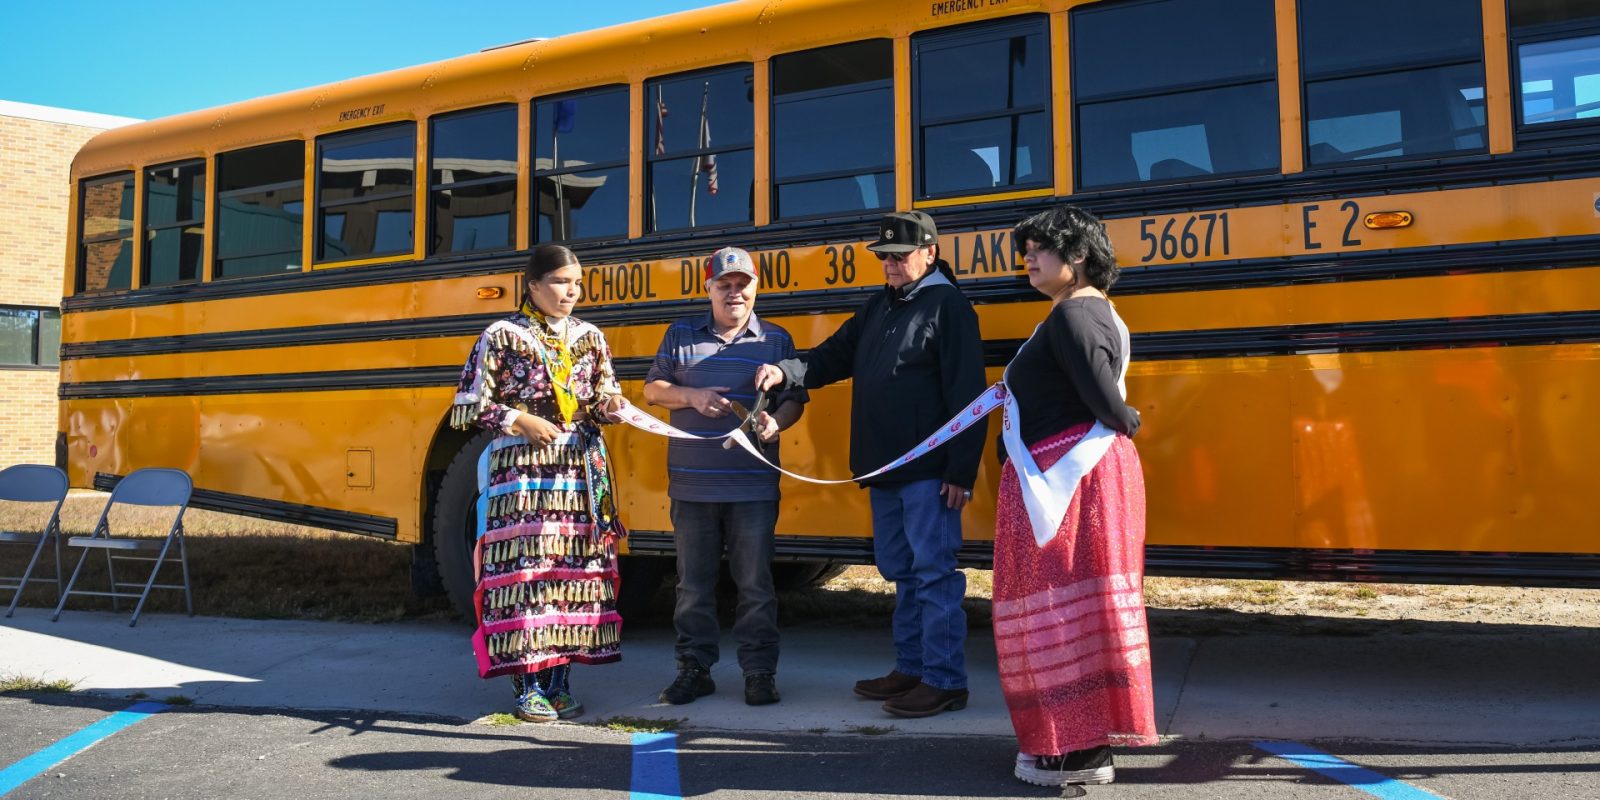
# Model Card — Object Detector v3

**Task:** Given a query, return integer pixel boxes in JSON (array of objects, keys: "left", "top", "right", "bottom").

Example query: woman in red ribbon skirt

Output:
[{"left": 995, "top": 206, "right": 1156, "bottom": 787}]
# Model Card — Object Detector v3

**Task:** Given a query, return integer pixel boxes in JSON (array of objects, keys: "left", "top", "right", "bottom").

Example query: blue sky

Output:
[{"left": 1, "top": 1, "right": 713, "bottom": 120}]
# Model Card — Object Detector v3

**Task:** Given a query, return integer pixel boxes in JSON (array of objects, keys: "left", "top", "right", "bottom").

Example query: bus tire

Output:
[
  {"left": 431, "top": 429, "right": 498, "bottom": 621},
  {"left": 771, "top": 561, "right": 848, "bottom": 591},
  {"left": 409, "top": 542, "right": 446, "bottom": 599},
  {"left": 617, "top": 554, "right": 671, "bottom": 621}
]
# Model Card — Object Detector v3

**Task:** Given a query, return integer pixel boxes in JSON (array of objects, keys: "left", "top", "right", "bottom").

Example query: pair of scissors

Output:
[{"left": 723, "top": 388, "right": 769, "bottom": 454}]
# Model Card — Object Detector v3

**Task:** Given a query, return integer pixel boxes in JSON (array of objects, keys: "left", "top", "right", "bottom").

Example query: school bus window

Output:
[
  {"left": 77, "top": 173, "right": 135, "bottom": 293},
  {"left": 646, "top": 67, "right": 754, "bottom": 232},
  {"left": 1509, "top": 0, "right": 1600, "bottom": 132},
  {"left": 1071, "top": 0, "right": 1278, "bottom": 190},
  {"left": 533, "top": 86, "right": 629, "bottom": 243},
  {"left": 316, "top": 122, "right": 416, "bottom": 262},
  {"left": 914, "top": 17, "right": 1051, "bottom": 199},
  {"left": 142, "top": 160, "right": 204, "bottom": 287},
  {"left": 430, "top": 105, "right": 517, "bottom": 256},
  {"left": 215, "top": 140, "right": 305, "bottom": 279},
  {"left": 771, "top": 39, "right": 893, "bottom": 220},
  {"left": 1301, "top": 0, "right": 1485, "bottom": 167}
]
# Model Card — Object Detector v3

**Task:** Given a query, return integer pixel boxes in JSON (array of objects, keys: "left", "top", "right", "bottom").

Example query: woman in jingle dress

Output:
[
  {"left": 451, "top": 244, "right": 628, "bottom": 722},
  {"left": 995, "top": 206, "right": 1156, "bottom": 786}
]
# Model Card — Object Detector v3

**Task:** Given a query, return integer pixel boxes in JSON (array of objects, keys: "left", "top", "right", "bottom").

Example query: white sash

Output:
[{"left": 1000, "top": 307, "right": 1131, "bottom": 548}]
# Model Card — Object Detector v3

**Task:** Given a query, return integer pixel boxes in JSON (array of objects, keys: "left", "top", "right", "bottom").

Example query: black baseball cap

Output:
[{"left": 866, "top": 211, "right": 938, "bottom": 253}]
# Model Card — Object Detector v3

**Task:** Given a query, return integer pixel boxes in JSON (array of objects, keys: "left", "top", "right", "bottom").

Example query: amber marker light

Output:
[
  {"left": 476, "top": 287, "right": 505, "bottom": 299},
  {"left": 1363, "top": 211, "right": 1414, "bottom": 229}
]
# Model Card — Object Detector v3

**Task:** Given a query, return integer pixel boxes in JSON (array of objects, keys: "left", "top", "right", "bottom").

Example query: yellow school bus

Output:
[{"left": 59, "top": 0, "right": 1600, "bottom": 611}]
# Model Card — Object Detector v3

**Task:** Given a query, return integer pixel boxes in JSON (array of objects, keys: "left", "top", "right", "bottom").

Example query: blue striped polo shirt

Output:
[{"left": 645, "top": 313, "right": 808, "bottom": 502}]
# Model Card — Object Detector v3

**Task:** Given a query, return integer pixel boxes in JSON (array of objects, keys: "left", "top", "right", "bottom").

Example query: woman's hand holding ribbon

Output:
[{"left": 598, "top": 394, "right": 628, "bottom": 422}]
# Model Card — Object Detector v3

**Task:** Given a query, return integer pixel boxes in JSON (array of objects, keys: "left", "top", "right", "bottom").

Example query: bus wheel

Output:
[
  {"left": 771, "top": 561, "right": 848, "bottom": 591},
  {"left": 430, "top": 429, "right": 497, "bottom": 621},
  {"left": 617, "top": 555, "right": 672, "bottom": 622}
]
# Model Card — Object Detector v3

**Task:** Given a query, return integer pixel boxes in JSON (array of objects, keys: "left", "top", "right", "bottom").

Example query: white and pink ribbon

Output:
[{"left": 612, "top": 383, "right": 1009, "bottom": 485}]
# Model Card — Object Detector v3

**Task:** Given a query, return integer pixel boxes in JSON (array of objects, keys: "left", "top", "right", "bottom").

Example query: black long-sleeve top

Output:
[
  {"left": 1007, "top": 296, "right": 1140, "bottom": 450},
  {"left": 775, "top": 267, "right": 988, "bottom": 489}
]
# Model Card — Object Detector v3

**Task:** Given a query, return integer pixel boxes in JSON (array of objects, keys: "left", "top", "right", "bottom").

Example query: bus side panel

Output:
[
  {"left": 64, "top": 390, "right": 443, "bottom": 543},
  {"left": 62, "top": 338, "right": 477, "bottom": 384},
  {"left": 1134, "top": 357, "right": 1299, "bottom": 550},
  {"left": 61, "top": 274, "right": 517, "bottom": 345},
  {"left": 64, "top": 398, "right": 201, "bottom": 488},
  {"left": 1286, "top": 344, "right": 1596, "bottom": 554}
]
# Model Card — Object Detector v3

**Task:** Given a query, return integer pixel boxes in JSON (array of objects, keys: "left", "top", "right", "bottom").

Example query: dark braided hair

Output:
[
  {"left": 1012, "top": 205, "right": 1119, "bottom": 291},
  {"left": 525, "top": 244, "right": 580, "bottom": 286}
]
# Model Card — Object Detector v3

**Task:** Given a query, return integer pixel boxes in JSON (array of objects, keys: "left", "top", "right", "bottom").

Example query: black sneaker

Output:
[
  {"left": 659, "top": 660, "right": 716, "bottom": 705},
  {"left": 1013, "top": 745, "right": 1115, "bottom": 786},
  {"left": 744, "top": 672, "right": 780, "bottom": 706}
]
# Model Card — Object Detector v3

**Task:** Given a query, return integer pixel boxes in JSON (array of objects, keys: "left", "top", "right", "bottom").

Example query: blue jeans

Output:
[
  {"left": 670, "top": 499, "right": 780, "bottom": 675},
  {"left": 869, "top": 479, "right": 967, "bottom": 690}
]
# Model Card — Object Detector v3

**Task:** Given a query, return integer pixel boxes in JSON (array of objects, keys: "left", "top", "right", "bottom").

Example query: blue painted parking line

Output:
[
  {"left": 0, "top": 701, "right": 168, "bottom": 796},
  {"left": 1255, "top": 741, "right": 1445, "bottom": 800},
  {"left": 630, "top": 731, "right": 681, "bottom": 800}
]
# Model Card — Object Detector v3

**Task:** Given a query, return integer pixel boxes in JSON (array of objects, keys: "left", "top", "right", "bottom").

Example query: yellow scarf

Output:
[{"left": 521, "top": 298, "right": 579, "bottom": 425}]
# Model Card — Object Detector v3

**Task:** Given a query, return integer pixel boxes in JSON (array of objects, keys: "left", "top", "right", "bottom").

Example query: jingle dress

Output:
[
  {"left": 993, "top": 296, "right": 1157, "bottom": 757},
  {"left": 451, "top": 303, "right": 627, "bottom": 679}
]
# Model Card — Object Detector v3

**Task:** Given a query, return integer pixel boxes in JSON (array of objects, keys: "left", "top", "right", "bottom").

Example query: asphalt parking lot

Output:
[{"left": 4, "top": 610, "right": 1599, "bottom": 798}]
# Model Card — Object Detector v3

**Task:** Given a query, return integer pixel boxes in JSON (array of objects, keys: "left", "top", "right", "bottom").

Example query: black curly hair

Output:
[{"left": 1012, "top": 205, "right": 1119, "bottom": 292}]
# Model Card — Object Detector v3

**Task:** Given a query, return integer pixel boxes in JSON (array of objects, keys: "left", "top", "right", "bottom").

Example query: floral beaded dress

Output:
[{"left": 450, "top": 303, "right": 627, "bottom": 680}]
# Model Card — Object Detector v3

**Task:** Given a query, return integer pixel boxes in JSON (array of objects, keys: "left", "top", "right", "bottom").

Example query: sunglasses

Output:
[{"left": 874, "top": 249, "right": 922, "bottom": 263}]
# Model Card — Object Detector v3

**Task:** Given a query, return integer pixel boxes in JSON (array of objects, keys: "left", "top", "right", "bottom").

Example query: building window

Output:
[
  {"left": 533, "top": 87, "right": 629, "bottom": 243},
  {"left": 215, "top": 141, "right": 305, "bottom": 280},
  {"left": 646, "top": 66, "right": 754, "bottom": 233},
  {"left": 1510, "top": 0, "right": 1600, "bottom": 140},
  {"left": 77, "top": 172, "right": 135, "bottom": 293},
  {"left": 1072, "top": 0, "right": 1279, "bottom": 189},
  {"left": 142, "top": 160, "right": 205, "bottom": 287},
  {"left": 430, "top": 105, "right": 517, "bottom": 256},
  {"left": 913, "top": 16, "right": 1052, "bottom": 199},
  {"left": 771, "top": 40, "right": 894, "bottom": 220},
  {"left": 1301, "top": 0, "right": 1486, "bottom": 167},
  {"left": 316, "top": 123, "right": 416, "bottom": 262},
  {"left": 0, "top": 307, "right": 61, "bottom": 368}
]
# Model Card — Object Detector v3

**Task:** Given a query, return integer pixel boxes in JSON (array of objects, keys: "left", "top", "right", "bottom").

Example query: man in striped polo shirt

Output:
[{"left": 643, "top": 246, "right": 808, "bottom": 707}]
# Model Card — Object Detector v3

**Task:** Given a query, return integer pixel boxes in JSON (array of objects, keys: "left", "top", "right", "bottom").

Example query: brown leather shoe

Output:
[
  {"left": 882, "top": 682, "right": 968, "bottom": 718},
  {"left": 852, "top": 670, "right": 922, "bottom": 700}
]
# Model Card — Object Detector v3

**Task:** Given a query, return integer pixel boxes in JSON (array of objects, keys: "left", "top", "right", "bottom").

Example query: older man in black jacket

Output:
[{"left": 755, "top": 210, "right": 986, "bottom": 718}]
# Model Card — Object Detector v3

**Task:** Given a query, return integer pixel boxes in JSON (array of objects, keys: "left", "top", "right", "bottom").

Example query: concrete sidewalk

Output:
[{"left": 3, "top": 609, "right": 1596, "bottom": 746}]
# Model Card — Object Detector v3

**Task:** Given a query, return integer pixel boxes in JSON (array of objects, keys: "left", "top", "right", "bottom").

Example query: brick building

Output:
[{"left": 1, "top": 100, "right": 138, "bottom": 469}]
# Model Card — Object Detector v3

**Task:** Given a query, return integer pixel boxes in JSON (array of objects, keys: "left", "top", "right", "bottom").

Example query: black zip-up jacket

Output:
[{"left": 775, "top": 265, "right": 987, "bottom": 488}]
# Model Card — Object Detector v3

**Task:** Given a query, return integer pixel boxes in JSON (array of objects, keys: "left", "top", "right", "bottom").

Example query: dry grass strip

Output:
[
  {"left": 0, "top": 493, "right": 449, "bottom": 622},
  {"left": 6, "top": 494, "right": 1596, "bottom": 628}
]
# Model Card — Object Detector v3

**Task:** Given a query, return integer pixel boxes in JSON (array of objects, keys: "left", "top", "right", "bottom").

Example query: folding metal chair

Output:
[
  {"left": 0, "top": 465, "right": 69, "bottom": 618},
  {"left": 52, "top": 468, "right": 194, "bottom": 627}
]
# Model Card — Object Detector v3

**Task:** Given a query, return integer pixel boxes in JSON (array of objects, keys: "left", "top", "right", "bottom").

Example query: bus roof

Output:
[{"left": 71, "top": 0, "right": 1040, "bottom": 177}]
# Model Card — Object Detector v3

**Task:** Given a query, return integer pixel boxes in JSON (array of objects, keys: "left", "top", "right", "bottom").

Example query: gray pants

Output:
[{"left": 670, "top": 499, "right": 779, "bottom": 675}]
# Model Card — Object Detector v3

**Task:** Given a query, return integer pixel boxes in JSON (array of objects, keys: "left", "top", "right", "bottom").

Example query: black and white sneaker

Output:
[{"left": 1013, "top": 746, "right": 1115, "bottom": 786}]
